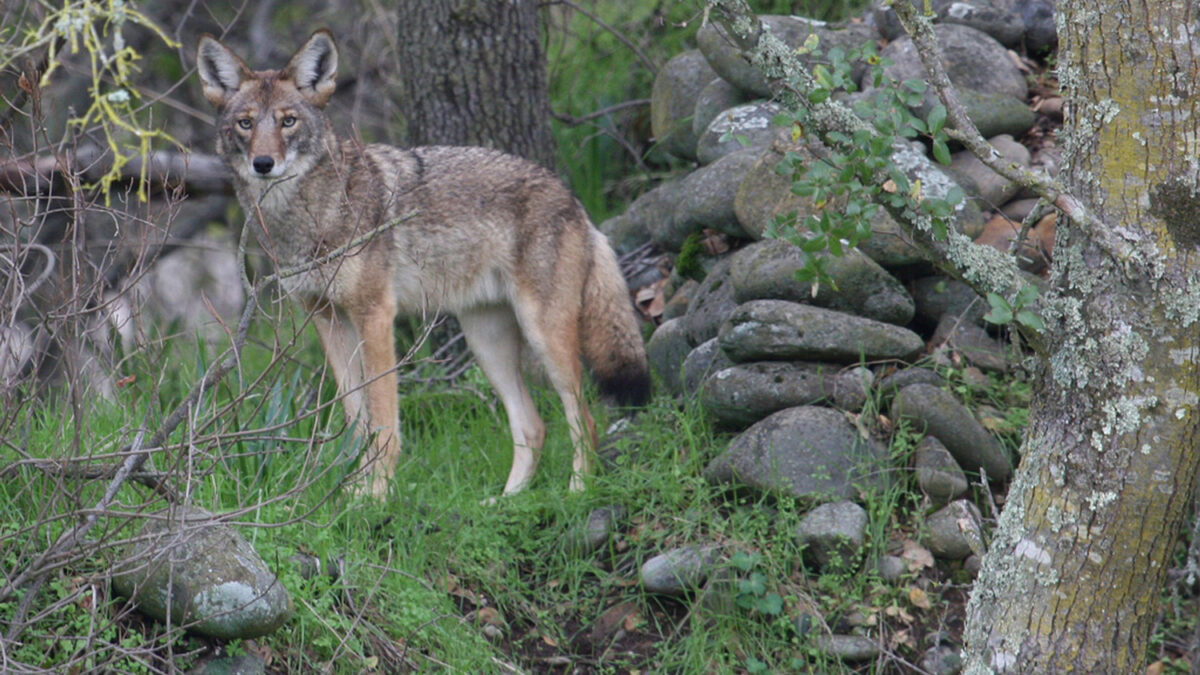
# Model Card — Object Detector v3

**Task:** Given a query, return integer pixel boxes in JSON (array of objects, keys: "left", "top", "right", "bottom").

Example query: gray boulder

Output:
[
  {"left": 565, "top": 505, "right": 626, "bottom": 557},
  {"left": 997, "top": 0, "right": 1056, "bottom": 52},
  {"left": 188, "top": 654, "right": 267, "bottom": 675},
  {"left": 796, "top": 500, "right": 869, "bottom": 570},
  {"left": 875, "top": 0, "right": 1026, "bottom": 47},
  {"left": 693, "top": 77, "right": 754, "bottom": 138},
  {"left": 870, "top": 24, "right": 1031, "bottom": 138},
  {"left": 695, "top": 101, "right": 787, "bottom": 165},
  {"left": 733, "top": 143, "right": 820, "bottom": 240},
  {"left": 876, "top": 554, "right": 908, "bottom": 582},
  {"left": 876, "top": 366, "right": 946, "bottom": 394},
  {"left": 650, "top": 50, "right": 718, "bottom": 160},
  {"left": 640, "top": 545, "right": 721, "bottom": 595},
  {"left": 817, "top": 634, "right": 881, "bottom": 662},
  {"left": 946, "top": 134, "right": 1032, "bottom": 208},
  {"left": 931, "top": 314, "right": 1010, "bottom": 373},
  {"left": 646, "top": 317, "right": 692, "bottom": 395},
  {"left": 911, "top": 276, "right": 987, "bottom": 325},
  {"left": 718, "top": 299, "right": 925, "bottom": 364},
  {"left": 697, "top": 16, "right": 878, "bottom": 97},
  {"left": 733, "top": 146, "right": 930, "bottom": 266},
  {"left": 705, "top": 406, "right": 889, "bottom": 501},
  {"left": 111, "top": 507, "right": 293, "bottom": 639},
  {"left": 925, "top": 499, "right": 986, "bottom": 559},
  {"left": 662, "top": 278, "right": 699, "bottom": 320},
  {"left": 617, "top": 180, "right": 682, "bottom": 252},
  {"left": 700, "top": 361, "right": 835, "bottom": 428},
  {"left": 922, "top": 644, "right": 965, "bottom": 675},
  {"left": 598, "top": 213, "right": 650, "bottom": 258},
  {"left": 914, "top": 436, "right": 970, "bottom": 502},
  {"left": 681, "top": 256, "right": 738, "bottom": 347},
  {"left": 681, "top": 337, "right": 735, "bottom": 395},
  {"left": 834, "top": 366, "right": 874, "bottom": 412},
  {"left": 892, "top": 383, "right": 1012, "bottom": 481},
  {"left": 729, "top": 238, "right": 915, "bottom": 325},
  {"left": 671, "top": 149, "right": 760, "bottom": 244},
  {"left": 857, "top": 207, "right": 931, "bottom": 268},
  {"left": 954, "top": 89, "right": 1038, "bottom": 141}
]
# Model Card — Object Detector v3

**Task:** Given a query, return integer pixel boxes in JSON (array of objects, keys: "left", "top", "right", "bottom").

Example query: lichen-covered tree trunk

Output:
[
  {"left": 961, "top": 1, "right": 1200, "bottom": 670},
  {"left": 394, "top": 0, "right": 557, "bottom": 169}
]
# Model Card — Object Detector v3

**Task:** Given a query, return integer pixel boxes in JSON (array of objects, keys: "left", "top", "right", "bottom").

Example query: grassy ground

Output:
[{"left": 0, "top": 306, "right": 1031, "bottom": 673}]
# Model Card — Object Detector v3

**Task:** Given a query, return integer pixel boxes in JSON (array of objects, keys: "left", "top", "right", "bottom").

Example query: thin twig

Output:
[
  {"left": 549, "top": 0, "right": 658, "bottom": 75},
  {"left": 551, "top": 98, "right": 650, "bottom": 126}
]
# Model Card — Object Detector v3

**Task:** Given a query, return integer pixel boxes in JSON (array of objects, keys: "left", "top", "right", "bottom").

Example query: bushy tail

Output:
[{"left": 581, "top": 229, "right": 651, "bottom": 407}]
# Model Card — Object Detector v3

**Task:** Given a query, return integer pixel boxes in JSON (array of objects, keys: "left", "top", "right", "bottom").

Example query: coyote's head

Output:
[{"left": 196, "top": 30, "right": 338, "bottom": 182}]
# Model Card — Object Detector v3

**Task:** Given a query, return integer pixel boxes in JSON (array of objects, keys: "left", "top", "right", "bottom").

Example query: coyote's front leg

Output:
[
  {"left": 309, "top": 295, "right": 400, "bottom": 497},
  {"left": 351, "top": 296, "right": 401, "bottom": 497}
]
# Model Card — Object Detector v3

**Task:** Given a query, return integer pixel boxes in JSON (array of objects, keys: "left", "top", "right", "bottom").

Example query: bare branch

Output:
[
  {"left": 886, "top": 1, "right": 1132, "bottom": 264},
  {"left": 0, "top": 146, "right": 231, "bottom": 197},
  {"left": 551, "top": 98, "right": 650, "bottom": 126}
]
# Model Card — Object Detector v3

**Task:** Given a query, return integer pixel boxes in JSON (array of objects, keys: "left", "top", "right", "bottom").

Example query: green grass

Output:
[{"left": 2, "top": 310, "right": 1031, "bottom": 672}]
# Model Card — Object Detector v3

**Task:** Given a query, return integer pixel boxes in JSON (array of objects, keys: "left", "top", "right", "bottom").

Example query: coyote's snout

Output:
[{"left": 196, "top": 30, "right": 650, "bottom": 497}]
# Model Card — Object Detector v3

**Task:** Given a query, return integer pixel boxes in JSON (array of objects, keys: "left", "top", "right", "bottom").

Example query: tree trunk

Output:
[
  {"left": 706, "top": 0, "right": 1200, "bottom": 669},
  {"left": 394, "top": 0, "right": 557, "bottom": 169},
  {"left": 960, "top": 1, "right": 1200, "bottom": 669}
]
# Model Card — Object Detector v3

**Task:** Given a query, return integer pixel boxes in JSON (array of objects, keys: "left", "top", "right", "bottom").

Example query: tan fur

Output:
[{"left": 197, "top": 30, "right": 649, "bottom": 497}]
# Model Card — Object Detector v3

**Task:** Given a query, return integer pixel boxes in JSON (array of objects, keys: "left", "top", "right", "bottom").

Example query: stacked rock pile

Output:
[{"left": 601, "top": 3, "right": 1059, "bottom": 647}]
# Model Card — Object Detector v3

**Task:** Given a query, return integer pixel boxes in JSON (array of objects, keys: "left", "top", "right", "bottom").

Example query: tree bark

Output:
[
  {"left": 961, "top": 1, "right": 1200, "bottom": 670},
  {"left": 394, "top": 0, "right": 557, "bottom": 169},
  {"left": 706, "top": 0, "right": 1200, "bottom": 670}
]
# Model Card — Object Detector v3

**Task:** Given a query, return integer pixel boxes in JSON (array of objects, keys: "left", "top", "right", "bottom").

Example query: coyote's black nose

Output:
[{"left": 252, "top": 156, "right": 275, "bottom": 175}]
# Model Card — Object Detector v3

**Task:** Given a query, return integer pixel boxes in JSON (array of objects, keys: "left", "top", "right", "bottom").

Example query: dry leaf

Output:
[
  {"left": 542, "top": 634, "right": 559, "bottom": 647},
  {"left": 908, "top": 587, "right": 932, "bottom": 610},
  {"left": 900, "top": 539, "right": 935, "bottom": 571},
  {"left": 889, "top": 628, "right": 916, "bottom": 650},
  {"left": 474, "top": 607, "right": 504, "bottom": 627},
  {"left": 884, "top": 603, "right": 915, "bottom": 623}
]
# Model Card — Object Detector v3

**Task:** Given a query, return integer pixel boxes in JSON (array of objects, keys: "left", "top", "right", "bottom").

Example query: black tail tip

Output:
[{"left": 598, "top": 367, "right": 651, "bottom": 408}]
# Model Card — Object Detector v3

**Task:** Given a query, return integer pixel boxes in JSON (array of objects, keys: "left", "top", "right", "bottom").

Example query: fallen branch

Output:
[{"left": 0, "top": 146, "right": 231, "bottom": 197}]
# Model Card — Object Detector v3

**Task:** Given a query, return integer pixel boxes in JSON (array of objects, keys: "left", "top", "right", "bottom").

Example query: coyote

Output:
[{"left": 196, "top": 30, "right": 649, "bottom": 498}]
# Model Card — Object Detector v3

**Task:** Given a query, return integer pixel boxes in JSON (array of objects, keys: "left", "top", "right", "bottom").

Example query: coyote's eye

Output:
[
  {"left": 281, "top": 115, "right": 297, "bottom": 128},
  {"left": 236, "top": 119, "right": 253, "bottom": 130}
]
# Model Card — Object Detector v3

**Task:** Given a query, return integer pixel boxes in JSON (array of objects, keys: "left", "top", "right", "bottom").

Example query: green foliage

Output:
[
  {"left": 983, "top": 284, "right": 1046, "bottom": 333},
  {"left": 768, "top": 40, "right": 961, "bottom": 286},
  {"left": 675, "top": 230, "right": 707, "bottom": 281}
]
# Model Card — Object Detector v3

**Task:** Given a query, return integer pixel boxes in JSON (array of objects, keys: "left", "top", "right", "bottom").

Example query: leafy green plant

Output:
[
  {"left": 732, "top": 550, "right": 785, "bottom": 616},
  {"left": 769, "top": 40, "right": 962, "bottom": 286},
  {"left": 983, "top": 284, "right": 1046, "bottom": 332}
]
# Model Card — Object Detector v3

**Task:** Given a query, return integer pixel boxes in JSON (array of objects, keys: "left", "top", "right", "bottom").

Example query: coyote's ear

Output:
[
  {"left": 196, "top": 35, "right": 251, "bottom": 108},
  {"left": 285, "top": 29, "right": 338, "bottom": 107}
]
